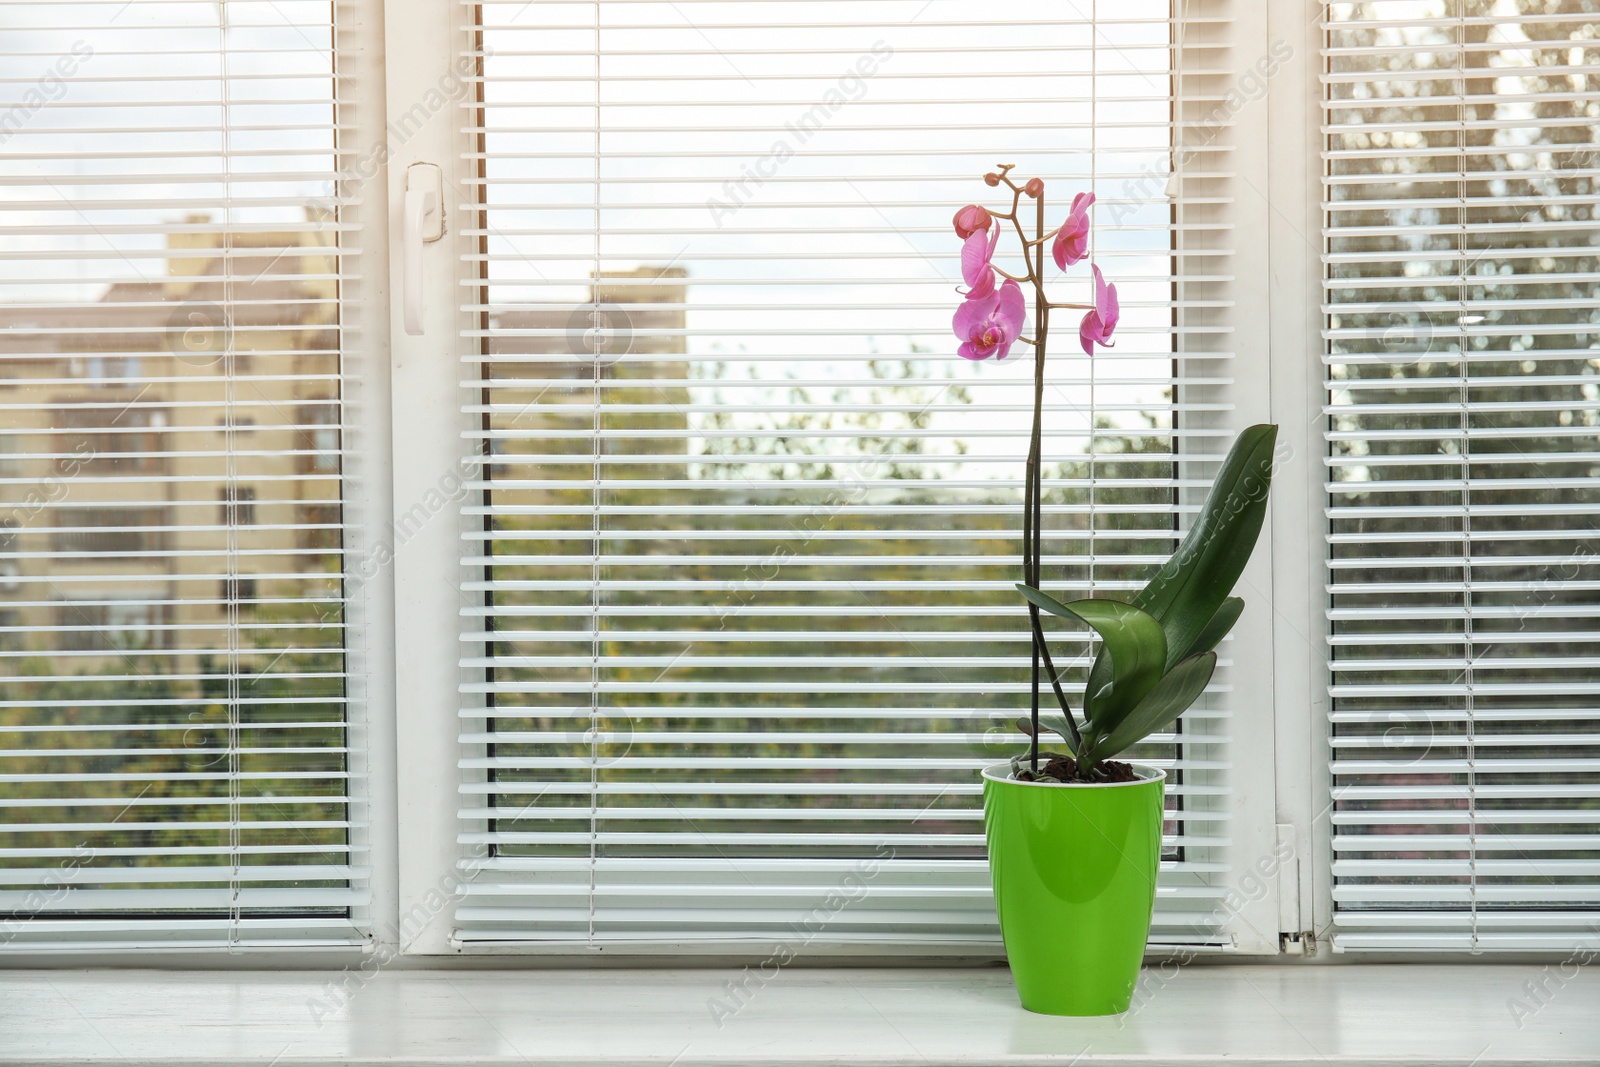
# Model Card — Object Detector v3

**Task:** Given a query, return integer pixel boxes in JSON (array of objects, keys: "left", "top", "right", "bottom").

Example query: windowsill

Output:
[{"left": 4, "top": 963, "right": 1594, "bottom": 1064}]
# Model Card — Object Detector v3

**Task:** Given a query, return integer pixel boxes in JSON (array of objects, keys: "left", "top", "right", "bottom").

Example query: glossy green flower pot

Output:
[{"left": 982, "top": 763, "right": 1165, "bottom": 1016}]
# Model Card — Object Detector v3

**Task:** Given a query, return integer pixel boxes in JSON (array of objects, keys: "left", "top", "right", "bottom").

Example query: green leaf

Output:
[
  {"left": 1089, "top": 651, "right": 1218, "bottom": 762},
  {"left": 1178, "top": 596, "right": 1244, "bottom": 661},
  {"left": 1014, "top": 583, "right": 1084, "bottom": 622},
  {"left": 1039, "top": 712, "right": 1082, "bottom": 754},
  {"left": 1014, "top": 715, "right": 1078, "bottom": 756},
  {"left": 1016, "top": 586, "right": 1166, "bottom": 730},
  {"left": 1083, "top": 643, "right": 1112, "bottom": 723},
  {"left": 1075, "top": 591, "right": 1235, "bottom": 726},
  {"left": 1133, "top": 425, "right": 1277, "bottom": 667}
]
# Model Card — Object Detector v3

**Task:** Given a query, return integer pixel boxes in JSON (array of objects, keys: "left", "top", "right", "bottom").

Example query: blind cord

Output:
[
  {"left": 587, "top": 0, "right": 602, "bottom": 949},
  {"left": 1087, "top": 0, "right": 1098, "bottom": 604},
  {"left": 218, "top": 0, "right": 244, "bottom": 956},
  {"left": 1454, "top": 1, "right": 1479, "bottom": 956}
]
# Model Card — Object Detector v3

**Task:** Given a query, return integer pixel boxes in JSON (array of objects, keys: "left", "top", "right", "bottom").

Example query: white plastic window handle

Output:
[{"left": 403, "top": 164, "right": 443, "bottom": 336}]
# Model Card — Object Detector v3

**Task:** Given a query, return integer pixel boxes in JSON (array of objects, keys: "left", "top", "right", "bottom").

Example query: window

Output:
[
  {"left": 0, "top": 436, "right": 21, "bottom": 477},
  {"left": 446, "top": 0, "right": 1261, "bottom": 951},
  {"left": 219, "top": 576, "right": 258, "bottom": 610},
  {"left": 49, "top": 506, "right": 171, "bottom": 557},
  {"left": 1, "top": 0, "right": 1589, "bottom": 965},
  {"left": 0, "top": 610, "right": 20, "bottom": 653},
  {"left": 52, "top": 597, "right": 169, "bottom": 653},
  {"left": 0, "top": 0, "right": 366, "bottom": 950},
  {"left": 219, "top": 486, "right": 257, "bottom": 527},
  {"left": 0, "top": 521, "right": 21, "bottom": 599},
  {"left": 1323, "top": 0, "right": 1600, "bottom": 951},
  {"left": 55, "top": 406, "right": 170, "bottom": 475},
  {"left": 297, "top": 404, "right": 340, "bottom": 474}
]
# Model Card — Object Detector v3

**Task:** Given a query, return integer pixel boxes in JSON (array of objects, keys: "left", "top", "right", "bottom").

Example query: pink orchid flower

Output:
[
  {"left": 1078, "top": 264, "right": 1119, "bottom": 355},
  {"left": 1052, "top": 192, "right": 1095, "bottom": 270},
  {"left": 954, "top": 278, "right": 1025, "bottom": 361},
  {"left": 960, "top": 223, "right": 1000, "bottom": 300}
]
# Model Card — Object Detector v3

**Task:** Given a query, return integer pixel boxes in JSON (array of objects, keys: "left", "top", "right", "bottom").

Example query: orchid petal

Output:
[
  {"left": 1051, "top": 230, "right": 1068, "bottom": 272},
  {"left": 996, "top": 278, "right": 1026, "bottom": 335},
  {"left": 1079, "top": 310, "right": 1103, "bottom": 356},
  {"left": 967, "top": 267, "right": 996, "bottom": 301},
  {"left": 953, "top": 278, "right": 1027, "bottom": 363},
  {"left": 961, "top": 226, "right": 998, "bottom": 289},
  {"left": 952, "top": 291, "right": 995, "bottom": 340},
  {"left": 1091, "top": 263, "right": 1120, "bottom": 340},
  {"left": 1077, "top": 267, "right": 1119, "bottom": 354},
  {"left": 1051, "top": 192, "right": 1096, "bottom": 270}
]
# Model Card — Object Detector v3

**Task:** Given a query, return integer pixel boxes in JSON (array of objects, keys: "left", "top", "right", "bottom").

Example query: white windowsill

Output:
[{"left": 3, "top": 963, "right": 1594, "bottom": 1065}]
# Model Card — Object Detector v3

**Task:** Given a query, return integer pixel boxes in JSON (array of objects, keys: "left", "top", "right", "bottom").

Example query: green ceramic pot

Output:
[{"left": 981, "top": 763, "right": 1166, "bottom": 1016}]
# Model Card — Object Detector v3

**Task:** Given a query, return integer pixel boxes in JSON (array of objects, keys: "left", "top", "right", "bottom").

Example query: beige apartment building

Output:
[
  {"left": 0, "top": 215, "right": 343, "bottom": 679},
  {"left": 0, "top": 235, "right": 688, "bottom": 686}
]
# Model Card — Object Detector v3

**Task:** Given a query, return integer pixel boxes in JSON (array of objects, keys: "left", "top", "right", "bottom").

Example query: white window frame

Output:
[
  {"left": 341, "top": 0, "right": 403, "bottom": 956},
  {"left": 381, "top": 0, "right": 474, "bottom": 957},
  {"left": 1262, "top": 0, "right": 1336, "bottom": 948}
]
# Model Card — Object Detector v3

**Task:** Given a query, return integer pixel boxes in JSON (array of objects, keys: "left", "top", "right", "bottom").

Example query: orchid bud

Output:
[
  {"left": 983, "top": 172, "right": 1001, "bottom": 187},
  {"left": 1023, "top": 177, "right": 1043, "bottom": 199},
  {"left": 952, "top": 204, "right": 993, "bottom": 240}
]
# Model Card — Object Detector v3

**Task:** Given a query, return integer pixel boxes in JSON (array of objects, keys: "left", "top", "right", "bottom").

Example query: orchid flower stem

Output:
[
  {"left": 1021, "top": 184, "right": 1051, "bottom": 773},
  {"left": 1028, "top": 607, "right": 1084, "bottom": 751},
  {"left": 1023, "top": 452, "right": 1040, "bottom": 774},
  {"left": 1006, "top": 219, "right": 1033, "bottom": 284},
  {"left": 1023, "top": 178, "right": 1087, "bottom": 765}
]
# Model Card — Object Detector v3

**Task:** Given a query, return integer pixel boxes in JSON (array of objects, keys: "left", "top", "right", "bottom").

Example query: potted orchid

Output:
[{"left": 951, "top": 165, "right": 1276, "bottom": 1016}]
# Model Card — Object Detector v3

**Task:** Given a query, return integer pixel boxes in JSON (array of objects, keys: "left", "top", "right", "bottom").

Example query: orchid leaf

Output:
[
  {"left": 1133, "top": 424, "right": 1277, "bottom": 668},
  {"left": 1015, "top": 585, "right": 1166, "bottom": 731},
  {"left": 1090, "top": 651, "right": 1217, "bottom": 762},
  {"left": 1081, "top": 590, "right": 1217, "bottom": 731},
  {"left": 1014, "top": 583, "right": 1079, "bottom": 622},
  {"left": 1015, "top": 712, "right": 1082, "bottom": 756},
  {"left": 1083, "top": 644, "right": 1112, "bottom": 725},
  {"left": 1179, "top": 596, "right": 1244, "bottom": 662},
  {"left": 1039, "top": 712, "right": 1082, "bottom": 754}
]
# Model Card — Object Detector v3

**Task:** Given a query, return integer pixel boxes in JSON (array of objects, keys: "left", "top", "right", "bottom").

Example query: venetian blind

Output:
[
  {"left": 456, "top": 0, "right": 1247, "bottom": 950},
  {"left": 0, "top": 0, "right": 363, "bottom": 950},
  {"left": 1323, "top": 0, "right": 1600, "bottom": 951}
]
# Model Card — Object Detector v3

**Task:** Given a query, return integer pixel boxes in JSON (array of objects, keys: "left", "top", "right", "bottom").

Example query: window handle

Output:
[{"left": 403, "top": 163, "right": 444, "bottom": 336}]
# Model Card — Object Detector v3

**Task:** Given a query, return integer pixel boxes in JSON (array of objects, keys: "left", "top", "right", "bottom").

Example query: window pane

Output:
[
  {"left": 458, "top": 0, "right": 1239, "bottom": 947},
  {"left": 1324, "top": 0, "right": 1600, "bottom": 951},
  {"left": 0, "top": 0, "right": 360, "bottom": 947}
]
